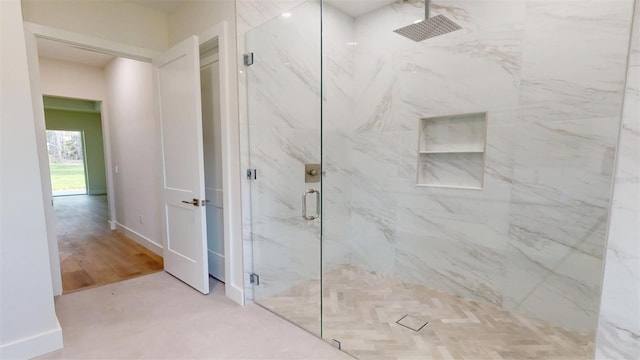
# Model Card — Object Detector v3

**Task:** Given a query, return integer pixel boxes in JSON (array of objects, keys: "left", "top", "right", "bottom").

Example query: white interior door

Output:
[
  {"left": 154, "top": 35, "right": 209, "bottom": 294},
  {"left": 200, "top": 53, "right": 225, "bottom": 281}
]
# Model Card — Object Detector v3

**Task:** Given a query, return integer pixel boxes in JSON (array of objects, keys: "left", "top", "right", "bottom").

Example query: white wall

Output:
[
  {"left": 21, "top": 0, "right": 169, "bottom": 51},
  {"left": 39, "top": 57, "right": 107, "bottom": 101},
  {"left": 0, "top": 1, "right": 63, "bottom": 358},
  {"left": 595, "top": 0, "right": 640, "bottom": 358},
  {"left": 104, "top": 58, "right": 162, "bottom": 254},
  {"left": 168, "top": 0, "right": 236, "bottom": 47}
]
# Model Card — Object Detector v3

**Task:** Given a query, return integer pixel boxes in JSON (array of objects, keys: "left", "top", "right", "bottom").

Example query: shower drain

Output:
[{"left": 396, "top": 314, "right": 429, "bottom": 332}]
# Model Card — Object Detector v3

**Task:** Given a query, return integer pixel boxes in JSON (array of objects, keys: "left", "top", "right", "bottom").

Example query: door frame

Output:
[
  {"left": 197, "top": 23, "right": 244, "bottom": 304},
  {"left": 23, "top": 22, "right": 245, "bottom": 305}
]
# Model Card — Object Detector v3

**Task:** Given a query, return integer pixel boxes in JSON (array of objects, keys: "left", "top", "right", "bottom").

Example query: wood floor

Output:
[{"left": 55, "top": 195, "right": 163, "bottom": 293}]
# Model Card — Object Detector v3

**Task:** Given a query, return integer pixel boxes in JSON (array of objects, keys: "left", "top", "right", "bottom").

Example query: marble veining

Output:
[
  {"left": 237, "top": 0, "right": 636, "bottom": 346},
  {"left": 595, "top": 0, "right": 640, "bottom": 358}
]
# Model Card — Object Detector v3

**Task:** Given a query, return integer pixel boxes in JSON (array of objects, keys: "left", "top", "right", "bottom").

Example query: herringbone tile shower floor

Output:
[{"left": 259, "top": 266, "right": 593, "bottom": 360}]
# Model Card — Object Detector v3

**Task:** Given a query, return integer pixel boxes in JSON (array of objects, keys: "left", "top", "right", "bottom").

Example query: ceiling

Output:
[
  {"left": 128, "top": 0, "right": 185, "bottom": 13},
  {"left": 325, "top": 0, "right": 397, "bottom": 17},
  {"left": 35, "top": 0, "right": 400, "bottom": 67},
  {"left": 128, "top": 0, "right": 397, "bottom": 17},
  {"left": 37, "top": 38, "right": 115, "bottom": 67}
]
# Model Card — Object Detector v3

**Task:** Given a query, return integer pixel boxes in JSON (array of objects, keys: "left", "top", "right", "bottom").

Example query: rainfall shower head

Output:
[{"left": 393, "top": 0, "right": 461, "bottom": 42}]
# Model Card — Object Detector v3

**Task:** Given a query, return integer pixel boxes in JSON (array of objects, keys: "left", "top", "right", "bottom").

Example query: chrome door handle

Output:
[{"left": 302, "top": 189, "right": 320, "bottom": 220}]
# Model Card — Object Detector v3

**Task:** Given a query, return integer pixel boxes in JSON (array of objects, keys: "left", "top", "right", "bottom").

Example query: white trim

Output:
[
  {"left": 98, "top": 101, "right": 117, "bottom": 230},
  {"left": 23, "top": 22, "right": 159, "bottom": 62},
  {"left": 115, "top": 222, "right": 163, "bottom": 256},
  {"left": 23, "top": 23, "right": 63, "bottom": 297},
  {"left": 0, "top": 321, "right": 62, "bottom": 359},
  {"left": 199, "top": 22, "right": 245, "bottom": 305},
  {"left": 225, "top": 283, "right": 245, "bottom": 305}
]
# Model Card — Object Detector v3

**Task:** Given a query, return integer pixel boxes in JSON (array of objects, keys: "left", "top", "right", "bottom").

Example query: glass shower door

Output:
[{"left": 246, "top": 0, "right": 323, "bottom": 337}]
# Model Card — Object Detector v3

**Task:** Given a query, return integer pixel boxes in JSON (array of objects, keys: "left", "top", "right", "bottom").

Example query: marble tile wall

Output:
[
  {"left": 236, "top": 0, "right": 311, "bottom": 303},
  {"left": 237, "top": 1, "right": 354, "bottom": 304},
  {"left": 505, "top": 0, "right": 633, "bottom": 329},
  {"left": 595, "top": 0, "right": 640, "bottom": 358},
  {"left": 344, "top": 3, "right": 524, "bottom": 311},
  {"left": 317, "top": 4, "right": 356, "bottom": 272},
  {"left": 243, "top": 1, "right": 322, "bottom": 302},
  {"left": 237, "top": 0, "right": 636, "bottom": 335},
  {"left": 337, "top": 0, "right": 633, "bottom": 332}
]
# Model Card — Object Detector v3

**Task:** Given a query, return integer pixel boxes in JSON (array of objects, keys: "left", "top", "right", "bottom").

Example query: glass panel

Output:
[
  {"left": 321, "top": 0, "right": 634, "bottom": 358},
  {"left": 46, "top": 130, "right": 87, "bottom": 196},
  {"left": 247, "top": 0, "right": 323, "bottom": 337}
]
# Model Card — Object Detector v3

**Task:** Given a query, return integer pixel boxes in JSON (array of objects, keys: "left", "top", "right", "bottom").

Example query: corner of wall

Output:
[{"left": 595, "top": 0, "right": 640, "bottom": 358}]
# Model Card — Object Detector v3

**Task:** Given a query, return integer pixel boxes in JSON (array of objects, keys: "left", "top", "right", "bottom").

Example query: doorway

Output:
[
  {"left": 200, "top": 41, "right": 225, "bottom": 282},
  {"left": 25, "top": 21, "right": 244, "bottom": 303},
  {"left": 43, "top": 95, "right": 108, "bottom": 198},
  {"left": 41, "top": 93, "right": 163, "bottom": 293},
  {"left": 46, "top": 129, "right": 87, "bottom": 196}
]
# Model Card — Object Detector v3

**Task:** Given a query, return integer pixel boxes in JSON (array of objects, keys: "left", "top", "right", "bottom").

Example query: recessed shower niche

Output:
[{"left": 417, "top": 112, "right": 487, "bottom": 189}]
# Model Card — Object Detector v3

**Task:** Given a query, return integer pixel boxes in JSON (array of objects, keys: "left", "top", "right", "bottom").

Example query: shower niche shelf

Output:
[{"left": 417, "top": 112, "right": 487, "bottom": 189}]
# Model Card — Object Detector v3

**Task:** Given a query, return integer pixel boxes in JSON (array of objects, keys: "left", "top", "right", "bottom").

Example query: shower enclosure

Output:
[{"left": 242, "top": 0, "right": 636, "bottom": 358}]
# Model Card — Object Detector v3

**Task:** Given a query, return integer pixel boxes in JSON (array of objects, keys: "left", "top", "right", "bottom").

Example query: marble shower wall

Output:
[
  {"left": 595, "top": 0, "right": 640, "bottom": 358},
  {"left": 328, "top": 0, "right": 634, "bottom": 332},
  {"left": 234, "top": 0, "right": 314, "bottom": 302},
  {"left": 237, "top": 0, "right": 354, "bottom": 304},
  {"left": 236, "top": 0, "right": 635, "bottom": 334},
  {"left": 243, "top": 1, "right": 322, "bottom": 304}
]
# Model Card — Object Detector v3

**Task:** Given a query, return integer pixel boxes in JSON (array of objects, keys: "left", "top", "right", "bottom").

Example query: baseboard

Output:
[
  {"left": 225, "top": 283, "right": 244, "bottom": 305},
  {"left": 115, "top": 222, "right": 163, "bottom": 256},
  {"left": 0, "top": 321, "right": 62, "bottom": 359}
]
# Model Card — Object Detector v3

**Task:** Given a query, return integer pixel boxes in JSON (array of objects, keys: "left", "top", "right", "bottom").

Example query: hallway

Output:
[{"left": 55, "top": 195, "right": 163, "bottom": 293}]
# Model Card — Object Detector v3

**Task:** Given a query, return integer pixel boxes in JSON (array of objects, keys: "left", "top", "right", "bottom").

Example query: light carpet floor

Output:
[{"left": 37, "top": 272, "right": 350, "bottom": 359}]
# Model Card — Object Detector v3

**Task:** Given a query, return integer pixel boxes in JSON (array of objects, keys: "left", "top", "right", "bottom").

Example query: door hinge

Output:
[
  {"left": 250, "top": 273, "right": 260, "bottom": 285},
  {"left": 243, "top": 52, "right": 254, "bottom": 66},
  {"left": 246, "top": 168, "right": 257, "bottom": 180}
]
